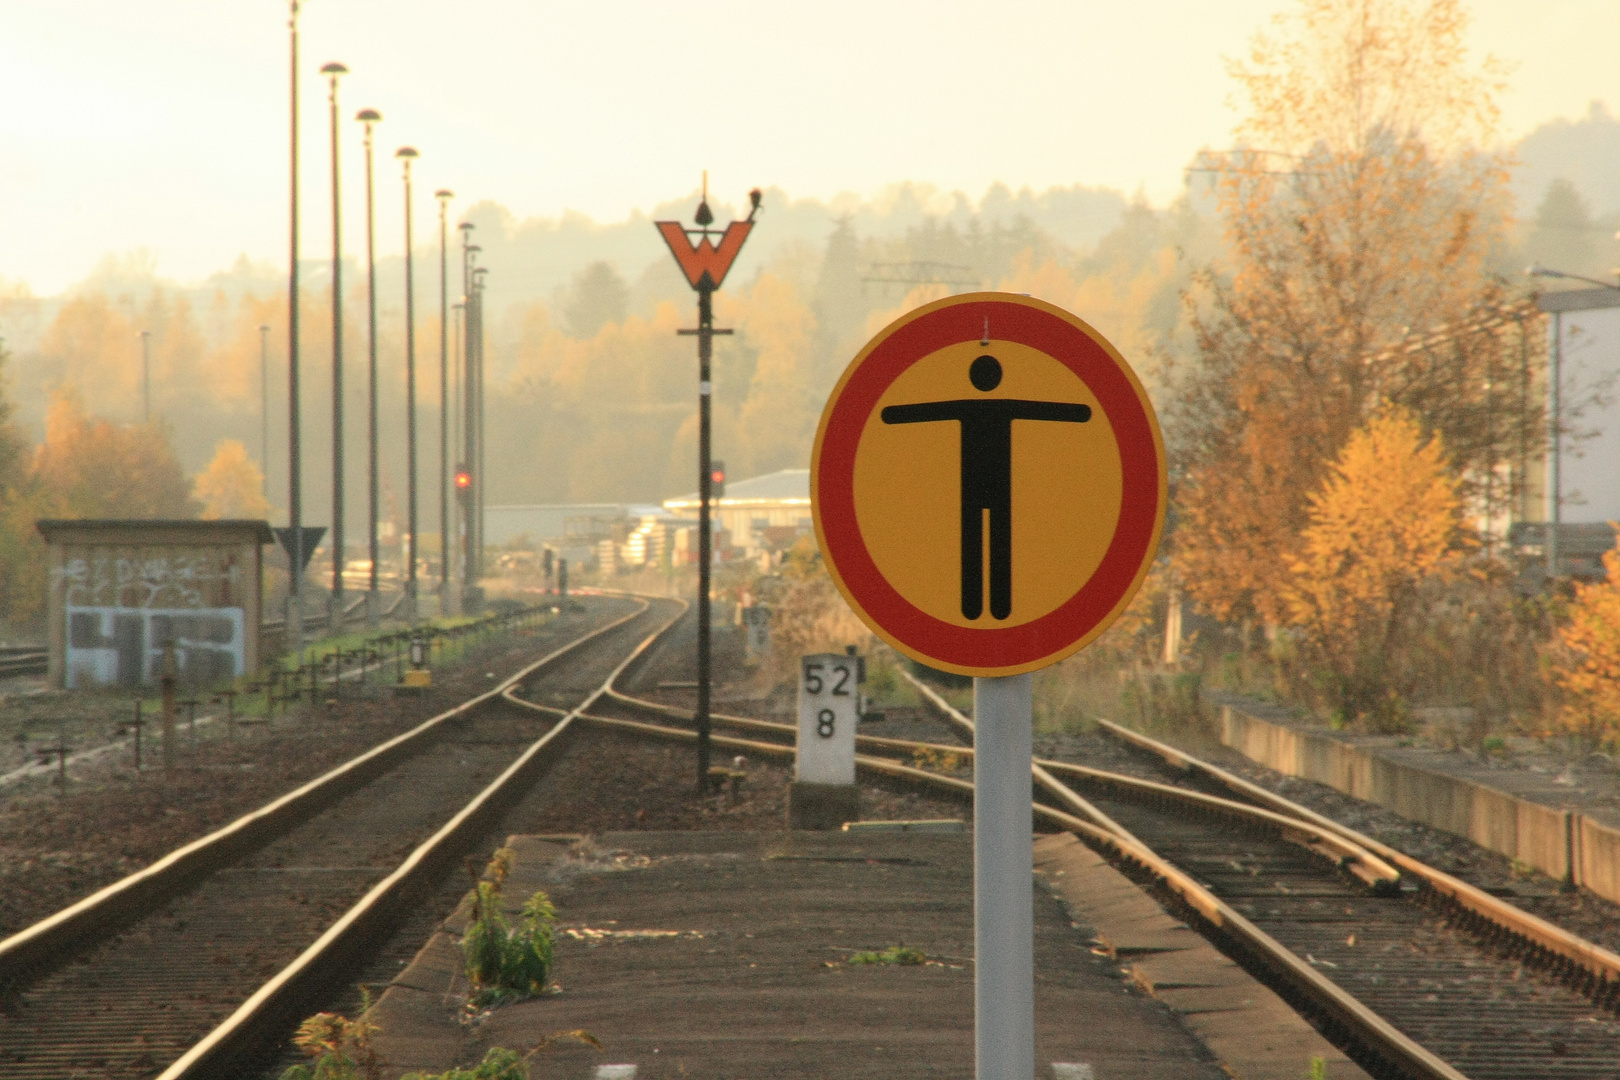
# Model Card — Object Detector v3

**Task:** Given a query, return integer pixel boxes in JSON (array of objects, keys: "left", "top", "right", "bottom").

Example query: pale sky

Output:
[{"left": 1, "top": 0, "right": 1616, "bottom": 296}]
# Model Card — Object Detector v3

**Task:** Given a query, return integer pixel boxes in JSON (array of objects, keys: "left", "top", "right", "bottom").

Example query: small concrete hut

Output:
[{"left": 35, "top": 519, "right": 275, "bottom": 690}]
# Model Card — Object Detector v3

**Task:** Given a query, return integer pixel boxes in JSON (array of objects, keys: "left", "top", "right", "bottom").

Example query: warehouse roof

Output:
[{"left": 663, "top": 468, "right": 809, "bottom": 510}]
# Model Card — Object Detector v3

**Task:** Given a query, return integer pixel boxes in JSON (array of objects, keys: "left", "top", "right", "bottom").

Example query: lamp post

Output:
[
  {"left": 139, "top": 330, "right": 151, "bottom": 423},
  {"left": 398, "top": 145, "right": 421, "bottom": 623},
  {"left": 357, "top": 107, "right": 382, "bottom": 625},
  {"left": 259, "top": 324, "right": 270, "bottom": 495},
  {"left": 286, "top": 0, "right": 305, "bottom": 658},
  {"left": 473, "top": 264, "right": 488, "bottom": 587},
  {"left": 1527, "top": 265, "right": 1620, "bottom": 579},
  {"left": 451, "top": 298, "right": 465, "bottom": 601},
  {"left": 456, "top": 223, "right": 473, "bottom": 605},
  {"left": 435, "top": 188, "right": 454, "bottom": 613},
  {"left": 322, "top": 61, "right": 348, "bottom": 634},
  {"left": 655, "top": 179, "right": 761, "bottom": 792}
]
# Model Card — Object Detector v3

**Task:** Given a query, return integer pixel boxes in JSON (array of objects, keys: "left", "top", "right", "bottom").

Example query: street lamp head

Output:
[
  {"left": 320, "top": 62, "right": 348, "bottom": 77},
  {"left": 396, "top": 146, "right": 419, "bottom": 160},
  {"left": 355, "top": 108, "right": 381, "bottom": 123},
  {"left": 459, "top": 222, "right": 474, "bottom": 233},
  {"left": 435, "top": 188, "right": 454, "bottom": 201}
]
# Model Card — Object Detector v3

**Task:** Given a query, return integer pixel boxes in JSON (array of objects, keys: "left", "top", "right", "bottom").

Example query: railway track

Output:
[
  {"left": 530, "top": 663, "right": 1620, "bottom": 1080},
  {"left": 0, "top": 593, "right": 403, "bottom": 684},
  {"left": 13, "top": 596, "right": 1620, "bottom": 1080},
  {"left": 0, "top": 647, "right": 47, "bottom": 680},
  {"left": 0, "top": 593, "right": 677, "bottom": 1080}
]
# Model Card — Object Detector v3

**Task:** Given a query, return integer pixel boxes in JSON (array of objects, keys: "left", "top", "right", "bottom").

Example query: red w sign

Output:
[{"left": 655, "top": 220, "right": 754, "bottom": 291}]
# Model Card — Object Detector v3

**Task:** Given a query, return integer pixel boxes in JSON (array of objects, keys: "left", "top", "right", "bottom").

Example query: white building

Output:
[{"left": 662, "top": 468, "right": 813, "bottom": 558}]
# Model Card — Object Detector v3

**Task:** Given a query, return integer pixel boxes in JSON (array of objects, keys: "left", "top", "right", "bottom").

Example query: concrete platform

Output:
[{"left": 365, "top": 830, "right": 1366, "bottom": 1079}]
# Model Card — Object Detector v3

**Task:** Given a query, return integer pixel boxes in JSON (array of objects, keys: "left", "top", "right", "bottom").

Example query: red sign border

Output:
[{"left": 812, "top": 292, "right": 1166, "bottom": 677}]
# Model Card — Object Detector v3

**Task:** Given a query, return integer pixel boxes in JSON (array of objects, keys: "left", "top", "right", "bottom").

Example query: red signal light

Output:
[{"left": 455, "top": 470, "right": 472, "bottom": 490}]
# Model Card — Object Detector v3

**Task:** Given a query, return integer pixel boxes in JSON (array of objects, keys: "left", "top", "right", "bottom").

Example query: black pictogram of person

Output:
[{"left": 881, "top": 353, "right": 1091, "bottom": 621}]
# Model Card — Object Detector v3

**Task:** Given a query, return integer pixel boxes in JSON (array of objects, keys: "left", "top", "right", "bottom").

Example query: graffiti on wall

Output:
[
  {"left": 66, "top": 606, "right": 245, "bottom": 689},
  {"left": 55, "top": 546, "right": 248, "bottom": 688}
]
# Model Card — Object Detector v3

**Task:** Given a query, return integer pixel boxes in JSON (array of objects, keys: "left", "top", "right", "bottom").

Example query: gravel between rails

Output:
[
  {"left": 1031, "top": 721, "right": 1620, "bottom": 962},
  {"left": 0, "top": 596, "right": 654, "bottom": 1080},
  {"left": 247, "top": 614, "right": 969, "bottom": 1078},
  {"left": 0, "top": 599, "right": 634, "bottom": 940}
]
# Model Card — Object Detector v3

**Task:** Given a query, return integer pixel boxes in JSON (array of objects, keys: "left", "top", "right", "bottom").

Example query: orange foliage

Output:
[
  {"left": 31, "top": 389, "right": 197, "bottom": 520},
  {"left": 1173, "top": 0, "right": 1517, "bottom": 628},
  {"left": 194, "top": 439, "right": 271, "bottom": 520},
  {"left": 1549, "top": 535, "right": 1620, "bottom": 746},
  {"left": 1286, "top": 410, "right": 1462, "bottom": 722}
]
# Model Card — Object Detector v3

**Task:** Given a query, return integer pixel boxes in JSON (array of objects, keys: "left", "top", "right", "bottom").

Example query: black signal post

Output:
[{"left": 656, "top": 179, "right": 760, "bottom": 794}]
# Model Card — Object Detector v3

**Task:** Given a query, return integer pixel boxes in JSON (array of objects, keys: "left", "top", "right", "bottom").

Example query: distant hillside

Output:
[{"left": 1515, "top": 101, "right": 1620, "bottom": 221}]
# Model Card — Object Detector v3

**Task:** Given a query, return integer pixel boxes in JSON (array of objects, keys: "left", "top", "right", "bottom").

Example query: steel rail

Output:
[
  {"left": 157, "top": 596, "right": 685, "bottom": 1079},
  {"left": 0, "top": 601, "right": 638, "bottom": 988},
  {"left": 889, "top": 666, "right": 1472, "bottom": 1080},
  {"left": 537, "top": 702, "right": 1464, "bottom": 1080},
  {"left": 593, "top": 689, "right": 1399, "bottom": 890},
  {"left": 1091, "top": 716, "right": 1620, "bottom": 1004}
]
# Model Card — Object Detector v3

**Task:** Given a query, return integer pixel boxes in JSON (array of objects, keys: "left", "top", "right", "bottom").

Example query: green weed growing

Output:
[
  {"left": 279, "top": 989, "right": 381, "bottom": 1080},
  {"left": 848, "top": 944, "right": 925, "bottom": 966},
  {"left": 399, "top": 1032, "right": 602, "bottom": 1080},
  {"left": 462, "top": 848, "right": 557, "bottom": 1009}
]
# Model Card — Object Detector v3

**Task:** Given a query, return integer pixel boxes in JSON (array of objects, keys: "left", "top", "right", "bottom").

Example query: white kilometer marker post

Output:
[
  {"left": 796, "top": 653, "right": 859, "bottom": 784},
  {"left": 790, "top": 653, "right": 861, "bottom": 828}
]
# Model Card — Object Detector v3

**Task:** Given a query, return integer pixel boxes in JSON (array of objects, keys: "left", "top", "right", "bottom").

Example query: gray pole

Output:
[
  {"left": 358, "top": 108, "right": 381, "bottom": 624},
  {"left": 399, "top": 146, "right": 420, "bottom": 623},
  {"left": 259, "top": 324, "right": 269, "bottom": 495},
  {"left": 459, "top": 226, "right": 475, "bottom": 602},
  {"left": 451, "top": 299, "right": 464, "bottom": 601},
  {"left": 436, "top": 190, "right": 453, "bottom": 612},
  {"left": 140, "top": 330, "right": 151, "bottom": 424},
  {"left": 475, "top": 267, "right": 487, "bottom": 582},
  {"left": 973, "top": 672, "right": 1035, "bottom": 1080},
  {"left": 324, "top": 63, "right": 348, "bottom": 634},
  {"left": 286, "top": 0, "right": 304, "bottom": 660},
  {"left": 1548, "top": 309, "right": 1562, "bottom": 580}
]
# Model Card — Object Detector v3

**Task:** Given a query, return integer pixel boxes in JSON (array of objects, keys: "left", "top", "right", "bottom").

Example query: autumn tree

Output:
[
  {"left": 1547, "top": 533, "right": 1620, "bottom": 748},
  {"left": 31, "top": 389, "right": 198, "bottom": 519},
  {"left": 194, "top": 439, "right": 272, "bottom": 520},
  {"left": 0, "top": 341, "right": 43, "bottom": 627},
  {"left": 1286, "top": 410, "right": 1462, "bottom": 725},
  {"left": 1171, "top": 0, "right": 1524, "bottom": 626},
  {"left": 563, "top": 261, "right": 630, "bottom": 338}
]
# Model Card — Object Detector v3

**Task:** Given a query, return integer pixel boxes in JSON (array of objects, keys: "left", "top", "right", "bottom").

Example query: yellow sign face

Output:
[{"left": 812, "top": 293, "right": 1165, "bottom": 676}]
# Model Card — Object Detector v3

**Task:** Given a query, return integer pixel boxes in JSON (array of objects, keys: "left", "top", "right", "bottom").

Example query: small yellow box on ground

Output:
[{"left": 402, "top": 668, "right": 432, "bottom": 688}]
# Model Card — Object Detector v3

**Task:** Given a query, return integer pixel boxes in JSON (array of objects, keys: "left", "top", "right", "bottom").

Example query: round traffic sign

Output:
[{"left": 812, "top": 292, "right": 1165, "bottom": 677}]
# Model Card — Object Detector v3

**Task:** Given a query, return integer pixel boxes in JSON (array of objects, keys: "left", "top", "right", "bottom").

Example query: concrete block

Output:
[
  {"left": 1220, "top": 706, "right": 1578, "bottom": 885},
  {"left": 1578, "top": 816, "right": 1620, "bottom": 904},
  {"left": 788, "top": 781, "right": 859, "bottom": 830}
]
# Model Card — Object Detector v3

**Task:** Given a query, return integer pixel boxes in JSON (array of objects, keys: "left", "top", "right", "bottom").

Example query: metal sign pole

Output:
[
  {"left": 974, "top": 672, "right": 1034, "bottom": 1080},
  {"left": 657, "top": 181, "right": 759, "bottom": 797},
  {"left": 695, "top": 281, "right": 715, "bottom": 792}
]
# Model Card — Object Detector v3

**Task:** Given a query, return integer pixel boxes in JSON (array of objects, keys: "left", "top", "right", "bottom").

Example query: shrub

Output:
[
  {"left": 400, "top": 1048, "right": 528, "bottom": 1080},
  {"left": 462, "top": 873, "right": 557, "bottom": 1008},
  {"left": 279, "top": 997, "right": 381, "bottom": 1080},
  {"left": 1547, "top": 537, "right": 1620, "bottom": 748}
]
